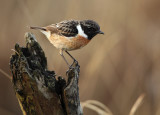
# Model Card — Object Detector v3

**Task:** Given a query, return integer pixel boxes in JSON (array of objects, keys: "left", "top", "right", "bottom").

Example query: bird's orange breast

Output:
[{"left": 48, "top": 34, "right": 90, "bottom": 51}]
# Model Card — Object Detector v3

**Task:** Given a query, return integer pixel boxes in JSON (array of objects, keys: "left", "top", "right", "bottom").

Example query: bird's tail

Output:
[{"left": 30, "top": 26, "right": 46, "bottom": 31}]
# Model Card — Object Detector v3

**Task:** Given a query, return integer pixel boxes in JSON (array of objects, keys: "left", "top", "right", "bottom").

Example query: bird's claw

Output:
[
  {"left": 70, "top": 59, "right": 78, "bottom": 68},
  {"left": 66, "top": 60, "right": 79, "bottom": 75}
]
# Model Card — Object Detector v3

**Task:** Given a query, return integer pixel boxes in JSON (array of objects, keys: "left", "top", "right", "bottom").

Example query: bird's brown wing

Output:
[{"left": 46, "top": 20, "right": 79, "bottom": 37}]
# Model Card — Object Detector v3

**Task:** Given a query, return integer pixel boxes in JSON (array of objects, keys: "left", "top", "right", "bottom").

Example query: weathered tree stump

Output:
[{"left": 10, "top": 33, "right": 82, "bottom": 115}]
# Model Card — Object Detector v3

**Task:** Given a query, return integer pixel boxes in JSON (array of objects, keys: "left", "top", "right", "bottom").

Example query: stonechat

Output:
[{"left": 30, "top": 20, "right": 104, "bottom": 67}]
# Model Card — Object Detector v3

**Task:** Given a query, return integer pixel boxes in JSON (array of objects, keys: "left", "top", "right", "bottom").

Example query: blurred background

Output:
[{"left": 0, "top": 0, "right": 160, "bottom": 115}]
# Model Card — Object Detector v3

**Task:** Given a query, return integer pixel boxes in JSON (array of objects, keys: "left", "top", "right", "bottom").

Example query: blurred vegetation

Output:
[{"left": 0, "top": 0, "right": 160, "bottom": 115}]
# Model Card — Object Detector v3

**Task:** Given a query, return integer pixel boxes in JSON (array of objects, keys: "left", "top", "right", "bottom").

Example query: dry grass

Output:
[
  {"left": 81, "top": 94, "right": 145, "bottom": 115},
  {"left": 0, "top": 0, "right": 160, "bottom": 114},
  {"left": 81, "top": 100, "right": 113, "bottom": 115},
  {"left": 0, "top": 69, "right": 11, "bottom": 80},
  {"left": 129, "top": 94, "right": 145, "bottom": 115}
]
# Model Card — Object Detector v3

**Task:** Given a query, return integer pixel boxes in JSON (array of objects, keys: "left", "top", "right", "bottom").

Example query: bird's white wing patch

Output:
[
  {"left": 40, "top": 30, "right": 51, "bottom": 39},
  {"left": 76, "top": 25, "right": 88, "bottom": 38}
]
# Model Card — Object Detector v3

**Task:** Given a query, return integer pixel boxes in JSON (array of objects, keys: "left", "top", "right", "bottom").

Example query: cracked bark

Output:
[{"left": 10, "top": 33, "right": 82, "bottom": 115}]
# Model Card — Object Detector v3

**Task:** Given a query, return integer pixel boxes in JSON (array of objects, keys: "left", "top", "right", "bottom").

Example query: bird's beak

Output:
[{"left": 98, "top": 30, "right": 104, "bottom": 34}]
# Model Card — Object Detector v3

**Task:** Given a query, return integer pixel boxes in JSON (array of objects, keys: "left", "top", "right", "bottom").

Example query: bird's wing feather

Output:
[{"left": 46, "top": 20, "right": 79, "bottom": 37}]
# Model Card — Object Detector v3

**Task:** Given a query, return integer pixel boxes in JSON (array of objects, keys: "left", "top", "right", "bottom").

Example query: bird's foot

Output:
[
  {"left": 70, "top": 59, "right": 78, "bottom": 68},
  {"left": 66, "top": 60, "right": 80, "bottom": 75}
]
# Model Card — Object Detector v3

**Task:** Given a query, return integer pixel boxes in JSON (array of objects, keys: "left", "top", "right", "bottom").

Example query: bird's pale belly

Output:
[{"left": 48, "top": 34, "right": 90, "bottom": 51}]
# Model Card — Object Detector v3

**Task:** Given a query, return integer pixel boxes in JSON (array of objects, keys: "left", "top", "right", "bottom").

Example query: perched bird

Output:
[{"left": 30, "top": 20, "right": 104, "bottom": 67}]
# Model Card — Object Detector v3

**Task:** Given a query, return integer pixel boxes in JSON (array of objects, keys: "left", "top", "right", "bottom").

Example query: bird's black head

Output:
[{"left": 80, "top": 20, "right": 104, "bottom": 40}]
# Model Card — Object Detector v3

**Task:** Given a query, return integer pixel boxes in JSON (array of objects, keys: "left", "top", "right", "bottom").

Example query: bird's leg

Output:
[
  {"left": 59, "top": 50, "right": 70, "bottom": 67},
  {"left": 65, "top": 51, "right": 78, "bottom": 66}
]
